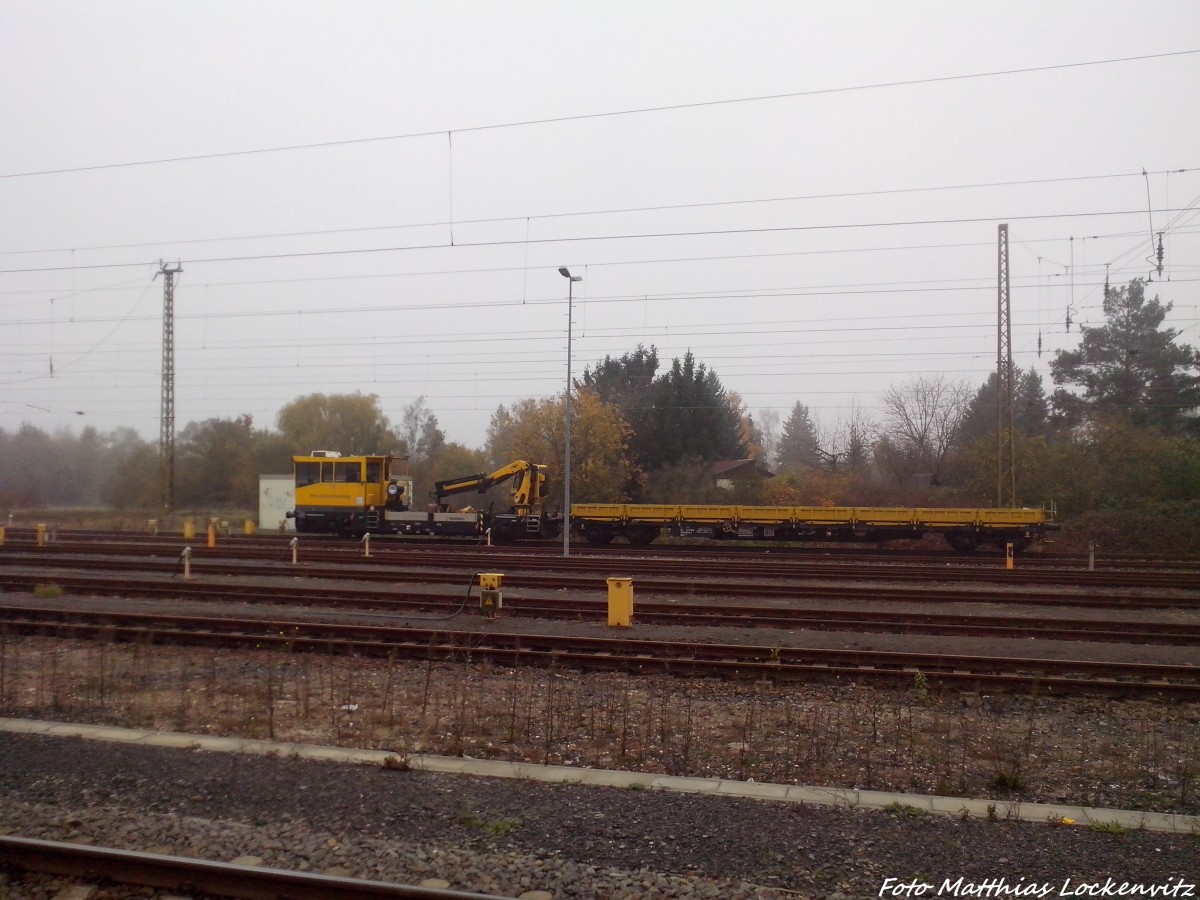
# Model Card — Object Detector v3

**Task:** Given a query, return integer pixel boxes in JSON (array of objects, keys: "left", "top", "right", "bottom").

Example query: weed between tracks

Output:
[{"left": 0, "top": 633, "right": 1196, "bottom": 815}]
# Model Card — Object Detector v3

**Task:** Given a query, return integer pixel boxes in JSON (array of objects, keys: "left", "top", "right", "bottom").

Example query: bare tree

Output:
[
  {"left": 877, "top": 375, "right": 972, "bottom": 485},
  {"left": 756, "top": 407, "right": 780, "bottom": 469},
  {"left": 814, "top": 401, "right": 876, "bottom": 474},
  {"left": 842, "top": 401, "right": 876, "bottom": 475}
]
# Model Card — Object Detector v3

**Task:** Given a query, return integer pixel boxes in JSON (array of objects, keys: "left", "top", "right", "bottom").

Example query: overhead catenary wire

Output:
[
  {"left": 3, "top": 48, "right": 1197, "bottom": 181},
  {"left": 0, "top": 206, "right": 1192, "bottom": 276},
  {"left": 4, "top": 167, "right": 1195, "bottom": 259}
]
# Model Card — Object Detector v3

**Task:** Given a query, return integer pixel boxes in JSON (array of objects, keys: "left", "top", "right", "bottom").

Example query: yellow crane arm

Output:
[{"left": 433, "top": 460, "right": 548, "bottom": 515}]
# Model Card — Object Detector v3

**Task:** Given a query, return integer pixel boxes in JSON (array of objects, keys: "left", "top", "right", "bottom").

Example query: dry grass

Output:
[{"left": 0, "top": 634, "right": 1196, "bottom": 815}]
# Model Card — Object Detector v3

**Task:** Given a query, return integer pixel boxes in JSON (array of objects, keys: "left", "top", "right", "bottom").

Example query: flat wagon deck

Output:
[{"left": 571, "top": 504, "right": 1054, "bottom": 551}]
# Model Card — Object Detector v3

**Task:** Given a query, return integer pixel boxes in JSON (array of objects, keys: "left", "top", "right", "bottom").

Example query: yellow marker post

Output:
[
  {"left": 607, "top": 577, "right": 633, "bottom": 628},
  {"left": 0, "top": 525, "right": 6, "bottom": 546},
  {"left": 36, "top": 523, "right": 47, "bottom": 548},
  {"left": 183, "top": 518, "right": 196, "bottom": 539},
  {"left": 244, "top": 519, "right": 255, "bottom": 536},
  {"left": 207, "top": 523, "right": 216, "bottom": 548},
  {"left": 1005, "top": 543, "right": 1015, "bottom": 570}
]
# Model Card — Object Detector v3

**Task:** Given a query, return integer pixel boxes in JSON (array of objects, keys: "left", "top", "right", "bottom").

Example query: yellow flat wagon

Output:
[{"left": 571, "top": 502, "right": 1055, "bottom": 552}]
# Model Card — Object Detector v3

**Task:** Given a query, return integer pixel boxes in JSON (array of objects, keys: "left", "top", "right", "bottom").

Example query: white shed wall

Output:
[{"left": 259, "top": 474, "right": 294, "bottom": 531}]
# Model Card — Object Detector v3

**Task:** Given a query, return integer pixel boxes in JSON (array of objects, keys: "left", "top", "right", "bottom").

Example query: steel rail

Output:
[
  {"left": 7, "top": 536, "right": 1200, "bottom": 589},
  {"left": 2, "top": 605, "right": 1197, "bottom": 696},
  {"left": 4, "top": 551, "right": 1196, "bottom": 609},
  {"left": 10, "top": 527, "right": 1200, "bottom": 571},
  {"left": 0, "top": 570, "right": 1196, "bottom": 645},
  {"left": 0, "top": 834, "right": 509, "bottom": 899}
]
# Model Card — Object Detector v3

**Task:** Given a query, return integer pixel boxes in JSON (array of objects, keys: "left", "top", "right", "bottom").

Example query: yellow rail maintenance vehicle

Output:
[
  {"left": 289, "top": 451, "right": 413, "bottom": 535},
  {"left": 288, "top": 453, "right": 561, "bottom": 540},
  {"left": 289, "top": 453, "right": 1053, "bottom": 551}
]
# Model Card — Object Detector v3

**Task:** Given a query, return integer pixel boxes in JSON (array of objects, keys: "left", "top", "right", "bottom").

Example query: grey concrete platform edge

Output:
[{"left": 4, "top": 718, "right": 1196, "bottom": 835}]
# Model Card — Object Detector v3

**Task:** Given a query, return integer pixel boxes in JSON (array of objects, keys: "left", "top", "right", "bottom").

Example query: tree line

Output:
[{"left": 2, "top": 280, "right": 1197, "bottom": 550}]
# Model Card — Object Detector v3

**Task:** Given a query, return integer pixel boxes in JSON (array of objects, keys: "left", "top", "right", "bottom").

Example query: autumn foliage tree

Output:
[
  {"left": 275, "top": 392, "right": 399, "bottom": 455},
  {"left": 175, "top": 415, "right": 259, "bottom": 507},
  {"left": 485, "top": 389, "right": 635, "bottom": 507}
]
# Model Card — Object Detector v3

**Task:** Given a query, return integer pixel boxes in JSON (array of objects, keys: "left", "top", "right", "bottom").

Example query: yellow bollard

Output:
[
  {"left": 36, "top": 523, "right": 48, "bottom": 548},
  {"left": 0, "top": 525, "right": 5, "bottom": 546},
  {"left": 607, "top": 577, "right": 633, "bottom": 628},
  {"left": 207, "top": 524, "right": 216, "bottom": 548},
  {"left": 1006, "top": 543, "right": 1015, "bottom": 570},
  {"left": 244, "top": 519, "right": 255, "bottom": 536},
  {"left": 183, "top": 518, "right": 196, "bottom": 539}
]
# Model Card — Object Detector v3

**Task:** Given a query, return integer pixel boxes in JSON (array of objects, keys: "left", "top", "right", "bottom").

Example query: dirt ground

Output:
[{"left": 1, "top": 622, "right": 1197, "bottom": 816}]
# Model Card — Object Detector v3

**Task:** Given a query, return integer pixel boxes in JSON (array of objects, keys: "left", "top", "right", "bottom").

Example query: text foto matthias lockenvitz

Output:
[{"left": 879, "top": 877, "right": 1197, "bottom": 898}]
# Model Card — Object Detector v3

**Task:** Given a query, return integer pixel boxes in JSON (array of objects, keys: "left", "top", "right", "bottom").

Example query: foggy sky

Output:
[{"left": 2, "top": 1, "right": 1198, "bottom": 451}]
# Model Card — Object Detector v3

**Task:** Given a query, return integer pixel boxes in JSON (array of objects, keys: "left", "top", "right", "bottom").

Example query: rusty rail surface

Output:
[
  {"left": 6, "top": 530, "right": 1200, "bottom": 589},
  {"left": 8, "top": 526, "right": 1200, "bottom": 572},
  {"left": 2, "top": 603, "right": 1197, "bottom": 697},
  {"left": 0, "top": 570, "right": 1195, "bottom": 645},
  {"left": 0, "top": 834, "right": 510, "bottom": 899},
  {"left": 4, "top": 549, "right": 1197, "bottom": 609}
]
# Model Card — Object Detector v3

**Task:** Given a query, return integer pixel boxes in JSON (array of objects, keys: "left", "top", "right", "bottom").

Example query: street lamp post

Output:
[{"left": 558, "top": 267, "right": 582, "bottom": 558}]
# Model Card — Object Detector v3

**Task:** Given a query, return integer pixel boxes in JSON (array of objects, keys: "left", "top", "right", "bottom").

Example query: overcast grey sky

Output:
[{"left": 2, "top": 1, "right": 1198, "bottom": 452}]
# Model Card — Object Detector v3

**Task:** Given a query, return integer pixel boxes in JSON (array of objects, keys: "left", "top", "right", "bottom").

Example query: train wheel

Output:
[
  {"left": 583, "top": 525, "right": 615, "bottom": 545},
  {"left": 624, "top": 525, "right": 658, "bottom": 546},
  {"left": 945, "top": 533, "right": 980, "bottom": 552}
]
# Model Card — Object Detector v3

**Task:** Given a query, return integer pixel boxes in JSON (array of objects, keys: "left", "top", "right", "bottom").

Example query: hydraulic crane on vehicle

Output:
[{"left": 432, "top": 460, "right": 561, "bottom": 540}]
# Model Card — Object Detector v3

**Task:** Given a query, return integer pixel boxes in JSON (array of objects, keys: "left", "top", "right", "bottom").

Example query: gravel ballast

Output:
[{"left": 1, "top": 731, "right": 1196, "bottom": 900}]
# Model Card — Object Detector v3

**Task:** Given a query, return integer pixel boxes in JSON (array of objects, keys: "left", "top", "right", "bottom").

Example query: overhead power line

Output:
[
  {"left": 0, "top": 207, "right": 1187, "bottom": 276},
  {"left": 6, "top": 274, "right": 1194, "bottom": 329},
  {"left": 5, "top": 168, "right": 1193, "bottom": 258},
  {"left": 5, "top": 225, "right": 1187, "bottom": 296},
  {"left": 3, "top": 49, "right": 1196, "bottom": 180}
]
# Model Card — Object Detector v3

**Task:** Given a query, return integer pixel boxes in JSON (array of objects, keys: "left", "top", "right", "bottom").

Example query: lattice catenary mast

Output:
[
  {"left": 996, "top": 225, "right": 1016, "bottom": 507},
  {"left": 158, "top": 260, "right": 182, "bottom": 511}
]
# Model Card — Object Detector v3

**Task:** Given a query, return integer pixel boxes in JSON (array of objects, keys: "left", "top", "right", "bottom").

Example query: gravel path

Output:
[{"left": 1, "top": 731, "right": 1196, "bottom": 900}]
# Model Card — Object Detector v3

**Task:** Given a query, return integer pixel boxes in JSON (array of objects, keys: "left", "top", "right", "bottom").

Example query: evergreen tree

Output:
[
  {"left": 581, "top": 346, "right": 745, "bottom": 484},
  {"left": 957, "top": 368, "right": 1049, "bottom": 447},
  {"left": 776, "top": 401, "right": 821, "bottom": 471},
  {"left": 580, "top": 344, "right": 659, "bottom": 469},
  {"left": 647, "top": 350, "right": 746, "bottom": 469},
  {"left": 1050, "top": 279, "right": 1200, "bottom": 432}
]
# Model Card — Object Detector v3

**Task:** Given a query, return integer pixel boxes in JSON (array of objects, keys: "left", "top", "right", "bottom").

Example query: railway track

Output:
[
  {"left": 4, "top": 549, "right": 1198, "bottom": 611},
  {"left": 7, "top": 526, "right": 1200, "bottom": 573},
  {"left": 5, "top": 533, "right": 1199, "bottom": 591},
  {"left": 0, "top": 834, "right": 506, "bottom": 899},
  {"left": 1, "top": 570, "right": 1197, "bottom": 645},
  {"left": 3, "top": 602, "right": 1198, "bottom": 697}
]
